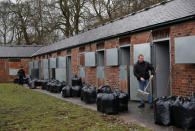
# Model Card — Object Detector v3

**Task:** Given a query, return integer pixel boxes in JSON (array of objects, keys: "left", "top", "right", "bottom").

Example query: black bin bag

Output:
[
  {"left": 97, "top": 85, "right": 112, "bottom": 94},
  {"left": 71, "top": 75, "right": 82, "bottom": 86},
  {"left": 83, "top": 85, "right": 97, "bottom": 104},
  {"left": 41, "top": 80, "right": 48, "bottom": 90},
  {"left": 154, "top": 96, "right": 176, "bottom": 126},
  {"left": 23, "top": 77, "right": 30, "bottom": 85},
  {"left": 113, "top": 89, "right": 128, "bottom": 112},
  {"left": 61, "top": 85, "right": 72, "bottom": 97},
  {"left": 71, "top": 86, "right": 81, "bottom": 97},
  {"left": 49, "top": 82, "right": 56, "bottom": 93},
  {"left": 81, "top": 84, "right": 88, "bottom": 101},
  {"left": 97, "top": 93, "right": 104, "bottom": 112},
  {"left": 53, "top": 82, "right": 64, "bottom": 93},
  {"left": 101, "top": 93, "right": 119, "bottom": 115},
  {"left": 172, "top": 96, "right": 195, "bottom": 129},
  {"left": 34, "top": 79, "right": 42, "bottom": 87},
  {"left": 46, "top": 82, "right": 51, "bottom": 91}
]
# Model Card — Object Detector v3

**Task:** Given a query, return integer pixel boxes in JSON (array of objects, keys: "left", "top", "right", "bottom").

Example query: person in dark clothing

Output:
[
  {"left": 17, "top": 65, "right": 25, "bottom": 85},
  {"left": 133, "top": 54, "right": 155, "bottom": 108}
]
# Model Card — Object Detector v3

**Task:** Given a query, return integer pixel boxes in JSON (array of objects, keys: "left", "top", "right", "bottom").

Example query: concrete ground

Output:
[{"left": 27, "top": 86, "right": 191, "bottom": 131}]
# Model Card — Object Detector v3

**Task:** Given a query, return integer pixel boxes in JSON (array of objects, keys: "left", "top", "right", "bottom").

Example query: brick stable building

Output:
[
  {"left": 0, "top": 0, "right": 195, "bottom": 99},
  {"left": 0, "top": 46, "right": 42, "bottom": 83}
]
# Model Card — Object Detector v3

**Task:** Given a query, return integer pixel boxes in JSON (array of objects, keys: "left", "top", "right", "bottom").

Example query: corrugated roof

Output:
[
  {"left": 18, "top": 0, "right": 195, "bottom": 56},
  {"left": 0, "top": 45, "right": 42, "bottom": 58}
]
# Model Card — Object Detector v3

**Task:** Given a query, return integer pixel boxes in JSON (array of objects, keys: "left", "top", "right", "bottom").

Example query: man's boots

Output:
[{"left": 138, "top": 103, "right": 145, "bottom": 108}]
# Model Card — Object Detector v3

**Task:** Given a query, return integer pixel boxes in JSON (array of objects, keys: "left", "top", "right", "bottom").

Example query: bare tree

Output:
[
  {"left": 58, "top": 0, "right": 73, "bottom": 37},
  {"left": 0, "top": 1, "right": 14, "bottom": 45},
  {"left": 0, "top": 0, "right": 165, "bottom": 45}
]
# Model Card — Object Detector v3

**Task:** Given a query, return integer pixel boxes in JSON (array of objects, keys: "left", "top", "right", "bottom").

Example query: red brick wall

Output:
[
  {"left": 0, "top": 59, "right": 9, "bottom": 83},
  {"left": 21, "top": 59, "right": 31, "bottom": 76},
  {"left": 104, "top": 39, "right": 120, "bottom": 89},
  {"left": 0, "top": 58, "right": 31, "bottom": 83},
  {"left": 85, "top": 44, "right": 97, "bottom": 87},
  {"left": 8, "top": 58, "right": 31, "bottom": 82},
  {"left": 170, "top": 21, "right": 195, "bottom": 97},
  {"left": 71, "top": 48, "right": 79, "bottom": 76},
  {"left": 61, "top": 50, "right": 67, "bottom": 56}
]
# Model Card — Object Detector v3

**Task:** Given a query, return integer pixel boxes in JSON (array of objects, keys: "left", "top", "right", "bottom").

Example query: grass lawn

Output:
[{"left": 0, "top": 84, "right": 150, "bottom": 131}]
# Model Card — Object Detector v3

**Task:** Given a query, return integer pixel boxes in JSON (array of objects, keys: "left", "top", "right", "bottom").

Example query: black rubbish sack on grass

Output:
[
  {"left": 97, "top": 85, "right": 112, "bottom": 94},
  {"left": 83, "top": 85, "right": 97, "bottom": 104},
  {"left": 154, "top": 96, "right": 176, "bottom": 126},
  {"left": 61, "top": 85, "right": 72, "bottom": 97},
  {"left": 101, "top": 93, "right": 119, "bottom": 115},
  {"left": 172, "top": 96, "right": 195, "bottom": 129},
  {"left": 113, "top": 89, "right": 128, "bottom": 112},
  {"left": 71, "top": 86, "right": 81, "bottom": 97},
  {"left": 72, "top": 75, "right": 82, "bottom": 86}
]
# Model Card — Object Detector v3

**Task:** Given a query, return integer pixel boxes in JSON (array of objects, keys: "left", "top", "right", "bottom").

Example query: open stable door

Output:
[
  {"left": 43, "top": 59, "right": 49, "bottom": 80},
  {"left": 119, "top": 45, "right": 130, "bottom": 96},
  {"left": 120, "top": 65, "right": 129, "bottom": 93},
  {"left": 152, "top": 39, "right": 171, "bottom": 98},
  {"left": 130, "top": 43, "right": 151, "bottom": 101},
  {"left": 96, "top": 50, "right": 105, "bottom": 87},
  {"left": 66, "top": 56, "right": 72, "bottom": 85},
  {"left": 49, "top": 58, "right": 56, "bottom": 80},
  {"left": 55, "top": 56, "right": 66, "bottom": 82}
]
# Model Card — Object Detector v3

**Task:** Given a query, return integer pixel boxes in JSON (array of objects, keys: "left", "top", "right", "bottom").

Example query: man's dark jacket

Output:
[
  {"left": 133, "top": 61, "right": 154, "bottom": 81},
  {"left": 17, "top": 69, "right": 25, "bottom": 78}
]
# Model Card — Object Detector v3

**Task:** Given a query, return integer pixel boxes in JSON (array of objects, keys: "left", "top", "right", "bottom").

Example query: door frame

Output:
[
  {"left": 119, "top": 44, "right": 131, "bottom": 99},
  {"left": 151, "top": 38, "right": 172, "bottom": 98},
  {"left": 66, "top": 55, "right": 72, "bottom": 85}
]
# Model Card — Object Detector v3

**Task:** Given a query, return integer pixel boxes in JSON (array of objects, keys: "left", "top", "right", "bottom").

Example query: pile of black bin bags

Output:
[
  {"left": 29, "top": 79, "right": 66, "bottom": 93},
  {"left": 61, "top": 75, "right": 82, "bottom": 97},
  {"left": 14, "top": 77, "right": 30, "bottom": 85},
  {"left": 154, "top": 96, "right": 195, "bottom": 129},
  {"left": 45, "top": 80, "right": 66, "bottom": 93},
  {"left": 29, "top": 79, "right": 49, "bottom": 89},
  {"left": 97, "top": 85, "right": 128, "bottom": 115}
]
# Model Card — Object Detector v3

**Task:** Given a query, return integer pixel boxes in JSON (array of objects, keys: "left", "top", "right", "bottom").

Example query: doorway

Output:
[
  {"left": 66, "top": 56, "right": 72, "bottom": 85},
  {"left": 152, "top": 40, "right": 170, "bottom": 98},
  {"left": 96, "top": 50, "right": 105, "bottom": 87},
  {"left": 119, "top": 45, "right": 130, "bottom": 98}
]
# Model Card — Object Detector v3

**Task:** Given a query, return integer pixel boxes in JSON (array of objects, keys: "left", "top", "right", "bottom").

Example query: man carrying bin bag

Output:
[{"left": 133, "top": 54, "right": 155, "bottom": 108}]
